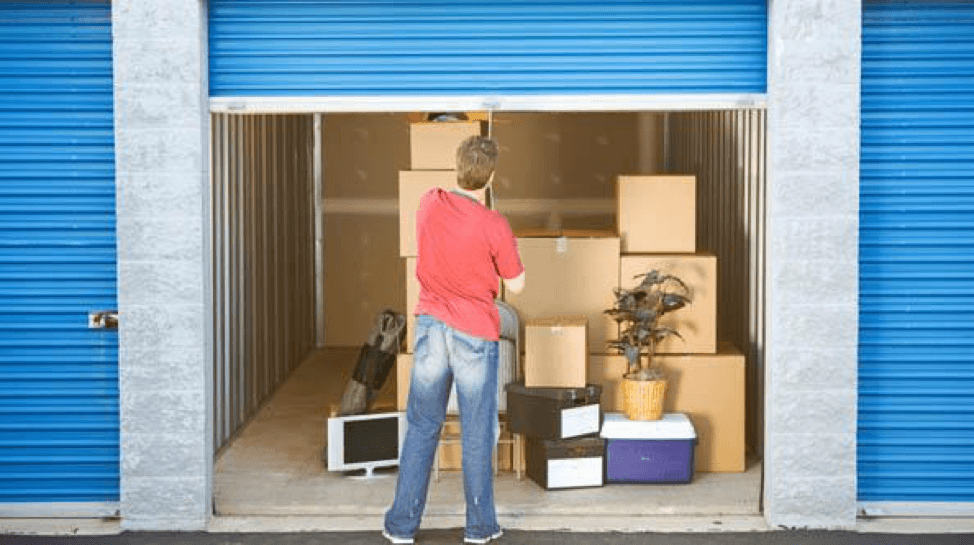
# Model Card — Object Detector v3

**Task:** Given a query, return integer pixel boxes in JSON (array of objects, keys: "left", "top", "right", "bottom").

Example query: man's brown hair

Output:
[{"left": 456, "top": 136, "right": 498, "bottom": 190}]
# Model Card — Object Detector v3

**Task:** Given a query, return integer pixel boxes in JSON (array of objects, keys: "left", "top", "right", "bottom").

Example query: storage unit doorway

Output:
[
  {"left": 205, "top": 0, "right": 769, "bottom": 523},
  {"left": 207, "top": 108, "right": 767, "bottom": 520}
]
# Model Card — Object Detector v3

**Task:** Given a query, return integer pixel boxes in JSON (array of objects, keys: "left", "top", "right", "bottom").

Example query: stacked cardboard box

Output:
[
  {"left": 503, "top": 230, "right": 620, "bottom": 360},
  {"left": 399, "top": 121, "right": 485, "bottom": 258},
  {"left": 605, "top": 175, "right": 745, "bottom": 473},
  {"left": 588, "top": 347, "right": 745, "bottom": 473},
  {"left": 399, "top": 120, "right": 518, "bottom": 473}
]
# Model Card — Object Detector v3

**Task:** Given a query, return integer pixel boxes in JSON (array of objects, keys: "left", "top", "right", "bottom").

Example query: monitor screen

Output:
[{"left": 343, "top": 416, "right": 400, "bottom": 464}]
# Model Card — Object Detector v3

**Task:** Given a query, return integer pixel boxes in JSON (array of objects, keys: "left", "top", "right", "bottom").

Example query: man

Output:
[{"left": 384, "top": 135, "right": 524, "bottom": 544}]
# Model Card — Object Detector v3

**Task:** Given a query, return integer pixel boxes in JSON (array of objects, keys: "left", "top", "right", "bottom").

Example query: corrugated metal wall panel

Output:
[
  {"left": 211, "top": 114, "right": 318, "bottom": 453},
  {"left": 0, "top": 2, "right": 118, "bottom": 506},
  {"left": 859, "top": 1, "right": 974, "bottom": 502},
  {"left": 667, "top": 109, "right": 766, "bottom": 456},
  {"left": 208, "top": 0, "right": 767, "bottom": 97}
]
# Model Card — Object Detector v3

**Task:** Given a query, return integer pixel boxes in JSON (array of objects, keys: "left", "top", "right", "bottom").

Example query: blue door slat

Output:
[
  {"left": 859, "top": 1, "right": 974, "bottom": 503},
  {"left": 0, "top": 1, "right": 118, "bottom": 505},
  {"left": 208, "top": 0, "right": 767, "bottom": 96}
]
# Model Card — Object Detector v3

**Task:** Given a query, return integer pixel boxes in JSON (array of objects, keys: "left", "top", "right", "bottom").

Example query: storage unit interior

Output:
[{"left": 209, "top": 110, "right": 766, "bottom": 517}]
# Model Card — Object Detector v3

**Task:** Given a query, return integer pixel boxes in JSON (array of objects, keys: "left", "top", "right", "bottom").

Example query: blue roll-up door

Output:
[
  {"left": 209, "top": 0, "right": 767, "bottom": 97},
  {"left": 0, "top": 2, "right": 119, "bottom": 509},
  {"left": 859, "top": 1, "right": 974, "bottom": 503}
]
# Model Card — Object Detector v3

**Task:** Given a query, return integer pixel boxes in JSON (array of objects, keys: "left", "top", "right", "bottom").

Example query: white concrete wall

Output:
[
  {"left": 112, "top": 0, "right": 212, "bottom": 531},
  {"left": 765, "top": 0, "right": 861, "bottom": 529}
]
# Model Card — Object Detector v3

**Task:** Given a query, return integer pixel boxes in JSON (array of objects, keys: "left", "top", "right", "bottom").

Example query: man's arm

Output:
[{"left": 503, "top": 270, "right": 525, "bottom": 295}]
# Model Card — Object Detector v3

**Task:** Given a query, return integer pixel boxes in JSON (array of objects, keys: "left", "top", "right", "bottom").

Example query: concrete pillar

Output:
[
  {"left": 765, "top": 0, "right": 861, "bottom": 529},
  {"left": 112, "top": 0, "right": 212, "bottom": 530}
]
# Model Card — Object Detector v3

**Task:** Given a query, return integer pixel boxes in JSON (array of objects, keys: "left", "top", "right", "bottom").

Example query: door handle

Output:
[{"left": 89, "top": 311, "right": 119, "bottom": 330}]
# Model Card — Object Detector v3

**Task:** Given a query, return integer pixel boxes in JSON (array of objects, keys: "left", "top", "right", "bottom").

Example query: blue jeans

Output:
[{"left": 384, "top": 314, "right": 501, "bottom": 540}]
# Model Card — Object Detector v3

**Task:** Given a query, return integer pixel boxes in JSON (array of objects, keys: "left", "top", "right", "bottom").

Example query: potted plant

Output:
[{"left": 605, "top": 270, "right": 691, "bottom": 421}]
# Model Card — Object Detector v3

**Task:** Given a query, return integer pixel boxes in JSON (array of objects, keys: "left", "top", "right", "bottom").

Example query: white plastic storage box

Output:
[
  {"left": 524, "top": 436, "right": 605, "bottom": 490},
  {"left": 600, "top": 412, "right": 697, "bottom": 484}
]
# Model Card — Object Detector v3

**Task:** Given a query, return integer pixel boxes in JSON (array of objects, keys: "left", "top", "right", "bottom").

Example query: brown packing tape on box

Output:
[
  {"left": 620, "top": 254, "right": 717, "bottom": 354},
  {"left": 524, "top": 316, "right": 588, "bottom": 389},
  {"left": 588, "top": 345, "right": 746, "bottom": 472},
  {"left": 617, "top": 175, "right": 696, "bottom": 253},
  {"left": 504, "top": 232, "right": 620, "bottom": 354},
  {"left": 410, "top": 121, "right": 485, "bottom": 170}
]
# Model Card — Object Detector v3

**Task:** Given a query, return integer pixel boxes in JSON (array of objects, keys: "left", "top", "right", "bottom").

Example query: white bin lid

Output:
[{"left": 600, "top": 412, "right": 696, "bottom": 440}]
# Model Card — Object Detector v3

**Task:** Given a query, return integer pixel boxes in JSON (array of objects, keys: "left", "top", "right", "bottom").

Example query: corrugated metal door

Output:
[
  {"left": 0, "top": 2, "right": 119, "bottom": 512},
  {"left": 859, "top": 1, "right": 974, "bottom": 507},
  {"left": 208, "top": 0, "right": 767, "bottom": 97}
]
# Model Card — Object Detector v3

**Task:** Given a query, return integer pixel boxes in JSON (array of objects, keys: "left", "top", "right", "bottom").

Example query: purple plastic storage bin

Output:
[{"left": 601, "top": 412, "right": 697, "bottom": 484}]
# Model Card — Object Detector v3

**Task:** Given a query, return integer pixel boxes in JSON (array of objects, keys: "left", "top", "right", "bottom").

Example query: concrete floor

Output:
[{"left": 214, "top": 348, "right": 762, "bottom": 523}]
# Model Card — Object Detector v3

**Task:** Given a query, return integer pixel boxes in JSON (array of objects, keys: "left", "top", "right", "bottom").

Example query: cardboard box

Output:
[
  {"left": 404, "top": 257, "right": 501, "bottom": 353},
  {"left": 396, "top": 353, "right": 411, "bottom": 411},
  {"left": 437, "top": 417, "right": 516, "bottom": 472},
  {"left": 504, "top": 232, "right": 620, "bottom": 353},
  {"left": 410, "top": 121, "right": 485, "bottom": 170},
  {"left": 617, "top": 175, "right": 696, "bottom": 253},
  {"left": 619, "top": 254, "right": 717, "bottom": 354},
  {"left": 405, "top": 258, "right": 419, "bottom": 353},
  {"left": 399, "top": 170, "right": 484, "bottom": 257},
  {"left": 524, "top": 317, "right": 588, "bottom": 388},
  {"left": 587, "top": 346, "right": 745, "bottom": 472},
  {"left": 407, "top": 112, "right": 490, "bottom": 124}
]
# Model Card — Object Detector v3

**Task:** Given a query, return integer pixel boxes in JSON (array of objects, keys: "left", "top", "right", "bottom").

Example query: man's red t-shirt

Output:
[{"left": 413, "top": 188, "right": 523, "bottom": 341}]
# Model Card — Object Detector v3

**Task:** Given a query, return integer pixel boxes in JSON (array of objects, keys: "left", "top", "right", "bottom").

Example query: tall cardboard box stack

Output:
[
  {"left": 501, "top": 229, "right": 620, "bottom": 483},
  {"left": 397, "top": 120, "right": 519, "bottom": 472},
  {"left": 591, "top": 175, "right": 746, "bottom": 473}
]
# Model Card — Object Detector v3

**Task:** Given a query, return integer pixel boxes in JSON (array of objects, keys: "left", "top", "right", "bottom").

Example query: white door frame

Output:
[{"left": 209, "top": 94, "right": 767, "bottom": 114}]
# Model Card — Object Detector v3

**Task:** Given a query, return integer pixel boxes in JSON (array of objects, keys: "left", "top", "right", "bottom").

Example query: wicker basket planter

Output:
[{"left": 622, "top": 377, "right": 668, "bottom": 421}]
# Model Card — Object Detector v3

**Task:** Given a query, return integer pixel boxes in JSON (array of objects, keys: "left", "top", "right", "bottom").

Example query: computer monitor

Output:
[{"left": 327, "top": 411, "right": 406, "bottom": 478}]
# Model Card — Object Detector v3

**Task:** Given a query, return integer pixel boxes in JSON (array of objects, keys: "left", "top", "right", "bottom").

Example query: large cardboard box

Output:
[
  {"left": 410, "top": 121, "right": 485, "bottom": 170},
  {"left": 619, "top": 254, "right": 717, "bottom": 354},
  {"left": 587, "top": 346, "right": 745, "bottom": 472},
  {"left": 404, "top": 257, "right": 500, "bottom": 353},
  {"left": 617, "top": 175, "right": 696, "bottom": 253},
  {"left": 399, "top": 170, "right": 484, "bottom": 257},
  {"left": 504, "top": 232, "right": 620, "bottom": 353},
  {"left": 524, "top": 317, "right": 588, "bottom": 388}
]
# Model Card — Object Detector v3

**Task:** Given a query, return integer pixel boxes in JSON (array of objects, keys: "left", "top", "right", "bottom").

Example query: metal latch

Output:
[{"left": 89, "top": 311, "right": 119, "bottom": 330}]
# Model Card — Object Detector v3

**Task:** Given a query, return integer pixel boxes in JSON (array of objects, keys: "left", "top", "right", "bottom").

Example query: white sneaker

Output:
[
  {"left": 464, "top": 528, "right": 504, "bottom": 544},
  {"left": 382, "top": 529, "right": 415, "bottom": 544}
]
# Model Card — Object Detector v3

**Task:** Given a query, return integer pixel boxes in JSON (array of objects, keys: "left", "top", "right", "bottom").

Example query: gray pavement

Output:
[{"left": 2, "top": 531, "right": 973, "bottom": 545}]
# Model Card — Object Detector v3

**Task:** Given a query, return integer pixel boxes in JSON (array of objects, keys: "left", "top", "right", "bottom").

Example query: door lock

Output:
[{"left": 89, "top": 311, "right": 119, "bottom": 330}]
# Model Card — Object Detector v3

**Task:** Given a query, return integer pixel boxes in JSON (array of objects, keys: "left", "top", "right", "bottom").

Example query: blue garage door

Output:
[
  {"left": 859, "top": 1, "right": 974, "bottom": 504},
  {"left": 0, "top": 2, "right": 119, "bottom": 510},
  {"left": 209, "top": 0, "right": 767, "bottom": 97}
]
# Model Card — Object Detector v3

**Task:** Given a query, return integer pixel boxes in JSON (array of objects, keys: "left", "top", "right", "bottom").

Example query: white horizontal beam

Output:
[{"left": 210, "top": 94, "right": 766, "bottom": 114}]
